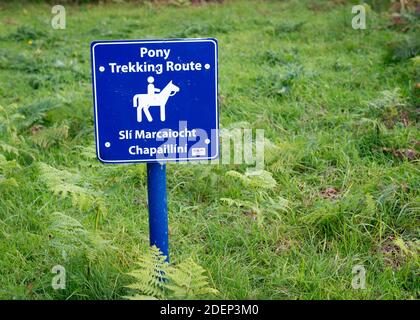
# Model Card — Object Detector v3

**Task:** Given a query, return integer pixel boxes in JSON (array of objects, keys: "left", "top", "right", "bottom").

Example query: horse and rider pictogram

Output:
[{"left": 132, "top": 76, "right": 180, "bottom": 123}]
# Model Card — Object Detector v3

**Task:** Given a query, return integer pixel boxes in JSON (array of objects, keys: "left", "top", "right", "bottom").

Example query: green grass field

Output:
[{"left": 0, "top": 0, "right": 419, "bottom": 300}]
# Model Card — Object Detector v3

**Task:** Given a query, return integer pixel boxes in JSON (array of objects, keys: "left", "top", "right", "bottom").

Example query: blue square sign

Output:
[{"left": 91, "top": 38, "right": 219, "bottom": 163}]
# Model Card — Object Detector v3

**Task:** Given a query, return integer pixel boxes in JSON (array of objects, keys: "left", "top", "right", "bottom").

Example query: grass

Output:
[{"left": 0, "top": 0, "right": 419, "bottom": 300}]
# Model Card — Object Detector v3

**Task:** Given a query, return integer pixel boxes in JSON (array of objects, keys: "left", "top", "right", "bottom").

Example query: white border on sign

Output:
[{"left": 91, "top": 38, "right": 219, "bottom": 164}]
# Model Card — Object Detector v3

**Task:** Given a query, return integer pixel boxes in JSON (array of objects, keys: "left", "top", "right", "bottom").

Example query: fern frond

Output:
[
  {"left": 166, "top": 258, "right": 219, "bottom": 299},
  {"left": 261, "top": 196, "right": 290, "bottom": 224},
  {"left": 32, "top": 123, "right": 69, "bottom": 148},
  {"left": 38, "top": 162, "right": 97, "bottom": 211},
  {"left": 368, "top": 88, "right": 406, "bottom": 110},
  {"left": 48, "top": 211, "right": 90, "bottom": 253},
  {"left": 264, "top": 138, "right": 282, "bottom": 165},
  {"left": 0, "top": 155, "right": 19, "bottom": 170},
  {"left": 125, "top": 248, "right": 219, "bottom": 300},
  {"left": 0, "top": 154, "right": 20, "bottom": 187},
  {"left": 125, "top": 246, "right": 167, "bottom": 300},
  {"left": 226, "top": 169, "right": 277, "bottom": 190},
  {"left": 0, "top": 103, "right": 25, "bottom": 135},
  {"left": 49, "top": 211, "right": 86, "bottom": 232},
  {"left": 48, "top": 212, "right": 110, "bottom": 260},
  {"left": 0, "top": 142, "right": 19, "bottom": 156},
  {"left": 220, "top": 197, "right": 258, "bottom": 210},
  {"left": 221, "top": 195, "right": 289, "bottom": 225},
  {"left": 79, "top": 145, "right": 97, "bottom": 160},
  {"left": 39, "top": 162, "right": 107, "bottom": 230},
  {"left": 0, "top": 176, "right": 18, "bottom": 187},
  {"left": 18, "top": 99, "right": 58, "bottom": 128}
]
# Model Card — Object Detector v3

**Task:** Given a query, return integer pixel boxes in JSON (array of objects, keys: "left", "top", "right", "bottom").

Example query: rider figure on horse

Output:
[{"left": 147, "top": 76, "right": 160, "bottom": 97}]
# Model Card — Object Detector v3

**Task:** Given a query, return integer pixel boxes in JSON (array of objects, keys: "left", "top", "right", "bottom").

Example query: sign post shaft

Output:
[{"left": 147, "top": 162, "right": 169, "bottom": 262}]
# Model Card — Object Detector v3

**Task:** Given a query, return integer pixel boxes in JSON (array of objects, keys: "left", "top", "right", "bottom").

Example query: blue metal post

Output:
[{"left": 147, "top": 162, "right": 169, "bottom": 262}]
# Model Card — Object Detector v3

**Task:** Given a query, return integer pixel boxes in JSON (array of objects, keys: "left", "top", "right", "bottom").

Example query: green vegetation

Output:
[
  {"left": 0, "top": 0, "right": 419, "bottom": 300},
  {"left": 125, "top": 246, "right": 218, "bottom": 300}
]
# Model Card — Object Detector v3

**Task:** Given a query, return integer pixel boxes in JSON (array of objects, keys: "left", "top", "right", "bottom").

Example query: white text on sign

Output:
[{"left": 104, "top": 47, "right": 209, "bottom": 75}]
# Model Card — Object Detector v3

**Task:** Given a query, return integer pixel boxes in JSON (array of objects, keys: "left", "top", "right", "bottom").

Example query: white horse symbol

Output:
[{"left": 133, "top": 80, "right": 180, "bottom": 122}]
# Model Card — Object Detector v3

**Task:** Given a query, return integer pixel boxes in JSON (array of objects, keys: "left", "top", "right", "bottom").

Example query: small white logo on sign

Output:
[{"left": 192, "top": 148, "right": 206, "bottom": 156}]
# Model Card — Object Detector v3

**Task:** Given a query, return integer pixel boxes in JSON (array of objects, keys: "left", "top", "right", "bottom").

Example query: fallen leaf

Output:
[
  {"left": 3, "top": 18, "right": 17, "bottom": 25},
  {"left": 30, "top": 125, "right": 44, "bottom": 135},
  {"left": 381, "top": 147, "right": 419, "bottom": 161},
  {"left": 322, "top": 187, "right": 339, "bottom": 199}
]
